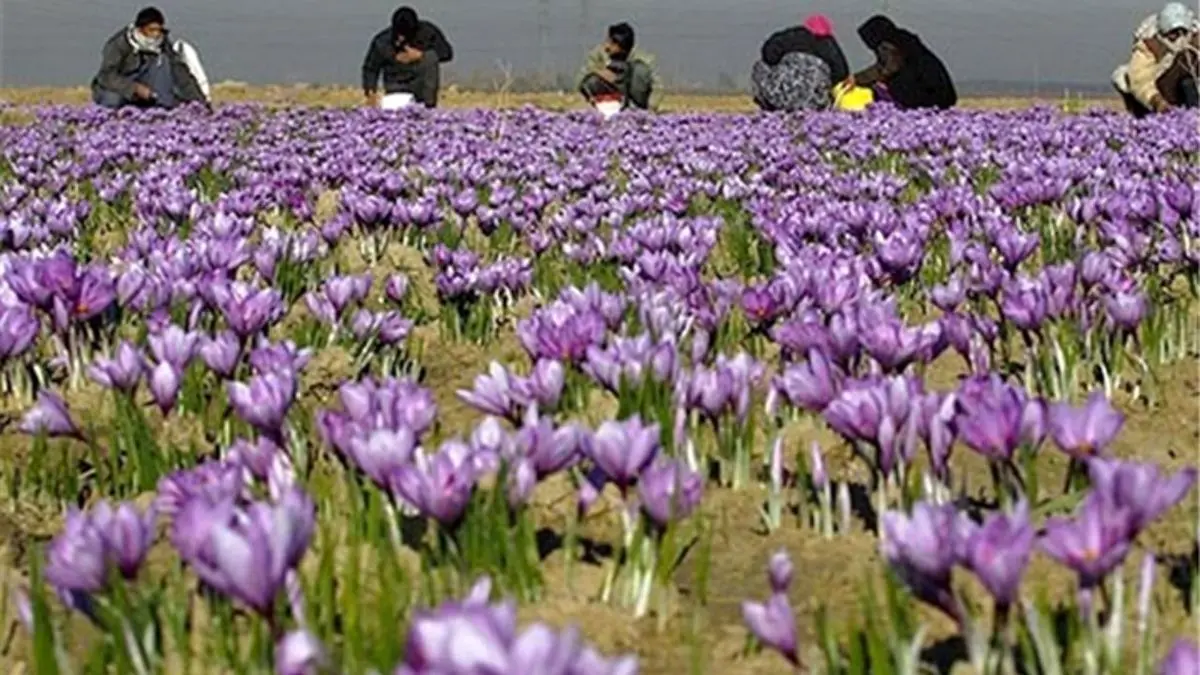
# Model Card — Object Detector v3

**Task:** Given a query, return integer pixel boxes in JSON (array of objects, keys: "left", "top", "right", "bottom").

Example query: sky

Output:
[{"left": 0, "top": 0, "right": 1158, "bottom": 91}]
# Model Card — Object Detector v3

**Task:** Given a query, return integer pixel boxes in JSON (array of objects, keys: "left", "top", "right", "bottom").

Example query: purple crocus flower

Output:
[
  {"left": 767, "top": 549, "right": 793, "bottom": 595},
  {"left": 199, "top": 491, "right": 315, "bottom": 617},
  {"left": 390, "top": 443, "right": 478, "bottom": 525},
  {"left": 1040, "top": 493, "right": 1136, "bottom": 589},
  {"left": 742, "top": 594, "right": 799, "bottom": 668},
  {"left": 512, "top": 359, "right": 565, "bottom": 412},
  {"left": 1047, "top": 392, "right": 1124, "bottom": 459},
  {"left": 227, "top": 370, "right": 298, "bottom": 437},
  {"left": 953, "top": 376, "right": 1025, "bottom": 461},
  {"left": 249, "top": 340, "right": 313, "bottom": 376},
  {"left": 169, "top": 496, "right": 237, "bottom": 569},
  {"left": 774, "top": 349, "right": 841, "bottom": 413},
  {"left": 1087, "top": 458, "right": 1197, "bottom": 533},
  {"left": 148, "top": 324, "right": 200, "bottom": 372},
  {"left": 88, "top": 340, "right": 145, "bottom": 393},
  {"left": 637, "top": 458, "right": 704, "bottom": 526},
  {"left": 276, "top": 630, "right": 327, "bottom": 675},
  {"left": 881, "top": 502, "right": 964, "bottom": 623},
  {"left": 200, "top": 330, "right": 242, "bottom": 378},
  {"left": 457, "top": 361, "right": 521, "bottom": 422},
  {"left": 584, "top": 416, "right": 660, "bottom": 491},
  {"left": 209, "top": 281, "right": 285, "bottom": 342},
  {"left": 19, "top": 391, "right": 81, "bottom": 439},
  {"left": 385, "top": 273, "right": 410, "bottom": 304},
  {"left": 347, "top": 427, "right": 418, "bottom": 490},
  {"left": 1159, "top": 640, "right": 1199, "bottom": 675},
  {"left": 954, "top": 501, "right": 1034, "bottom": 610},
  {"left": 511, "top": 409, "right": 582, "bottom": 478},
  {"left": 1103, "top": 290, "right": 1147, "bottom": 333},
  {"left": 149, "top": 361, "right": 181, "bottom": 415},
  {"left": 45, "top": 509, "right": 108, "bottom": 594},
  {"left": 741, "top": 551, "right": 800, "bottom": 668},
  {"left": 88, "top": 500, "right": 157, "bottom": 580},
  {"left": 0, "top": 303, "right": 39, "bottom": 360},
  {"left": 506, "top": 457, "right": 538, "bottom": 509},
  {"left": 228, "top": 436, "right": 284, "bottom": 481}
]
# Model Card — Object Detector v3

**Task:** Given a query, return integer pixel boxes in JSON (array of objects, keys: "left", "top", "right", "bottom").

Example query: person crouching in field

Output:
[
  {"left": 846, "top": 15, "right": 957, "bottom": 110},
  {"left": 91, "top": 7, "right": 210, "bottom": 111},
  {"left": 578, "top": 23, "right": 658, "bottom": 112},
  {"left": 751, "top": 14, "right": 848, "bottom": 112},
  {"left": 362, "top": 7, "right": 454, "bottom": 109},
  {"left": 1112, "top": 2, "right": 1199, "bottom": 117}
]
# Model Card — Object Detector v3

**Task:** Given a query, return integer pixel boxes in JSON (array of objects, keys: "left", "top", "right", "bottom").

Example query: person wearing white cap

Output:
[{"left": 1112, "top": 2, "right": 1199, "bottom": 116}]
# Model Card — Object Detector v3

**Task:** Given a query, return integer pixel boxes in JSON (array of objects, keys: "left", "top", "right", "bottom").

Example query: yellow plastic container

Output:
[{"left": 833, "top": 82, "right": 874, "bottom": 111}]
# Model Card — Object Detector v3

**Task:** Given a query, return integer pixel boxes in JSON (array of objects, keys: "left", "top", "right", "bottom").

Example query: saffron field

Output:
[{"left": 0, "top": 101, "right": 1195, "bottom": 674}]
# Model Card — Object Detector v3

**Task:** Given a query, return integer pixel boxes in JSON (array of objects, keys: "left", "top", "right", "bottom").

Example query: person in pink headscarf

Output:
[
  {"left": 753, "top": 13, "right": 849, "bottom": 111},
  {"left": 760, "top": 13, "right": 849, "bottom": 82}
]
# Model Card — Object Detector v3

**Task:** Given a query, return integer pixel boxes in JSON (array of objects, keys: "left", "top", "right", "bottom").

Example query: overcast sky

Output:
[{"left": 0, "top": 0, "right": 1157, "bottom": 90}]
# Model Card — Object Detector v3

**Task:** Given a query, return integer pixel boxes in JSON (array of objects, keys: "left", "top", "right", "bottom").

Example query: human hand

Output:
[
  {"left": 395, "top": 46, "right": 423, "bottom": 64},
  {"left": 1151, "top": 95, "right": 1171, "bottom": 113},
  {"left": 366, "top": 92, "right": 381, "bottom": 108},
  {"left": 596, "top": 68, "right": 617, "bottom": 83},
  {"left": 133, "top": 83, "right": 154, "bottom": 100}
]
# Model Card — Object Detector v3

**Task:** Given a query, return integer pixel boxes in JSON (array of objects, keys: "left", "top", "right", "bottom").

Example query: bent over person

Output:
[
  {"left": 849, "top": 15, "right": 956, "bottom": 110},
  {"left": 578, "top": 23, "right": 657, "bottom": 111},
  {"left": 752, "top": 14, "right": 849, "bottom": 112},
  {"left": 91, "top": 7, "right": 209, "bottom": 110},
  {"left": 1112, "top": 2, "right": 1199, "bottom": 117},
  {"left": 362, "top": 7, "right": 454, "bottom": 108}
]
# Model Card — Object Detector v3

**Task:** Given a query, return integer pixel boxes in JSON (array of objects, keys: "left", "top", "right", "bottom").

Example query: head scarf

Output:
[
  {"left": 1157, "top": 2, "right": 1195, "bottom": 35},
  {"left": 391, "top": 7, "right": 419, "bottom": 44},
  {"left": 858, "top": 15, "right": 898, "bottom": 50},
  {"left": 127, "top": 23, "right": 164, "bottom": 53},
  {"left": 803, "top": 14, "right": 834, "bottom": 38}
]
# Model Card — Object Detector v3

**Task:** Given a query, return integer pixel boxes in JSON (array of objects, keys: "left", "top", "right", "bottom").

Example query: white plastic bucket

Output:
[
  {"left": 381, "top": 93, "right": 416, "bottom": 110},
  {"left": 595, "top": 100, "right": 622, "bottom": 119}
]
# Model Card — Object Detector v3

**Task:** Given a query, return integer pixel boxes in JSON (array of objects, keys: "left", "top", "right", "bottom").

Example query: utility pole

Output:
[
  {"left": 538, "top": 0, "right": 550, "bottom": 80},
  {"left": 0, "top": 0, "right": 6, "bottom": 90}
]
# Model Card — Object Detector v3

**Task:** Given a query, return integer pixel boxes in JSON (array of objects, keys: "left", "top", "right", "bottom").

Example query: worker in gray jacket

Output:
[
  {"left": 91, "top": 7, "right": 209, "bottom": 110},
  {"left": 362, "top": 7, "right": 454, "bottom": 108}
]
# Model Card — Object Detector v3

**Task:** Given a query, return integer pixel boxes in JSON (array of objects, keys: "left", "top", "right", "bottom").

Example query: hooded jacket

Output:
[
  {"left": 91, "top": 26, "right": 206, "bottom": 104},
  {"left": 854, "top": 16, "right": 956, "bottom": 110},
  {"left": 361, "top": 21, "right": 454, "bottom": 98},
  {"left": 760, "top": 26, "right": 849, "bottom": 83}
]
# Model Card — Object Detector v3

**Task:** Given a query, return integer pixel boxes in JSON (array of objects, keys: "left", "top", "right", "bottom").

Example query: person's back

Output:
[
  {"left": 760, "top": 15, "right": 849, "bottom": 84},
  {"left": 889, "top": 28, "right": 956, "bottom": 109},
  {"left": 854, "top": 15, "right": 956, "bottom": 110}
]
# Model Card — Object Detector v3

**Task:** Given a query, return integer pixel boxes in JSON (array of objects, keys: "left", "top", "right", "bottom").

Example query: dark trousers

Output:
[
  {"left": 579, "top": 73, "right": 623, "bottom": 103},
  {"left": 94, "top": 54, "right": 179, "bottom": 110},
  {"left": 387, "top": 51, "right": 441, "bottom": 107}
]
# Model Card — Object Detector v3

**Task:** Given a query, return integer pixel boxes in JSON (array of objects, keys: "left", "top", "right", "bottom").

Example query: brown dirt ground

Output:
[{"left": 0, "top": 84, "right": 1124, "bottom": 113}]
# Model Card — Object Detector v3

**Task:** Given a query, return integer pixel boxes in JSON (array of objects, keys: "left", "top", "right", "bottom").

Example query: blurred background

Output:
[{"left": 0, "top": 0, "right": 1152, "bottom": 94}]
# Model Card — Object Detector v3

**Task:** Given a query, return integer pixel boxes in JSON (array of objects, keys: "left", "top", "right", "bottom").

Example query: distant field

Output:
[{"left": 0, "top": 83, "right": 1123, "bottom": 112}]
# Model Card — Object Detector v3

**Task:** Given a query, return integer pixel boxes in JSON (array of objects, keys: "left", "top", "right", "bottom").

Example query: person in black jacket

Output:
[
  {"left": 752, "top": 14, "right": 847, "bottom": 111},
  {"left": 91, "top": 7, "right": 208, "bottom": 110},
  {"left": 362, "top": 7, "right": 454, "bottom": 108},
  {"left": 760, "top": 14, "right": 849, "bottom": 82},
  {"left": 848, "top": 15, "right": 957, "bottom": 110}
]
